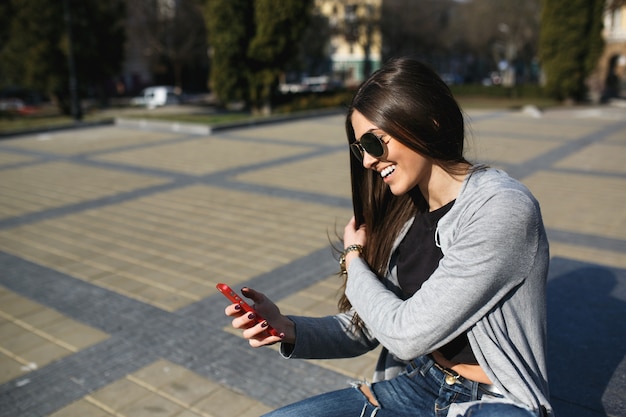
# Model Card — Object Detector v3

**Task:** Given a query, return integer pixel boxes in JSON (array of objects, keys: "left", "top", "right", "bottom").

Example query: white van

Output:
[{"left": 132, "top": 86, "right": 181, "bottom": 109}]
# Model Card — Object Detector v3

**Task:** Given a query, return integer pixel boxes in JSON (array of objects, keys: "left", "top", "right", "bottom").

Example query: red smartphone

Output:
[{"left": 216, "top": 283, "right": 281, "bottom": 337}]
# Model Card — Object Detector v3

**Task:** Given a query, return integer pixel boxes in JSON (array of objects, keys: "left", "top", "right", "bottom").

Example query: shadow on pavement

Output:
[{"left": 547, "top": 257, "right": 626, "bottom": 417}]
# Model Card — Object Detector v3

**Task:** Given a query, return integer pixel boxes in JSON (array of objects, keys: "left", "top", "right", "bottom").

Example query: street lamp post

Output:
[{"left": 62, "top": 0, "right": 82, "bottom": 121}]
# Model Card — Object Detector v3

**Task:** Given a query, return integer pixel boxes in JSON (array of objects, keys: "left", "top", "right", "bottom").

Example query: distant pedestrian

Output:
[{"left": 223, "top": 57, "right": 552, "bottom": 417}]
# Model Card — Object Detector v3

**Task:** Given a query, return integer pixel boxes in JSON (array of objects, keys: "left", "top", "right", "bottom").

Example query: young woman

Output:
[{"left": 224, "top": 57, "right": 552, "bottom": 417}]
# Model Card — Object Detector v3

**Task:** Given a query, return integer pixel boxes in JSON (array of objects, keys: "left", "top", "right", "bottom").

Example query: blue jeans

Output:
[{"left": 262, "top": 355, "right": 537, "bottom": 417}]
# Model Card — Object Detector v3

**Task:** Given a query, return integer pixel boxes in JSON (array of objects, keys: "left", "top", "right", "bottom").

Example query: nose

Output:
[{"left": 362, "top": 151, "right": 378, "bottom": 169}]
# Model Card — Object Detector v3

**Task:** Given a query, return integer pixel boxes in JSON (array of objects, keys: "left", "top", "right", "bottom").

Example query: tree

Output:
[
  {"left": 204, "top": 0, "right": 312, "bottom": 113},
  {"left": 1, "top": 1, "right": 68, "bottom": 102},
  {"left": 381, "top": 0, "right": 455, "bottom": 63},
  {"left": 127, "top": 0, "right": 208, "bottom": 90},
  {"left": 247, "top": 0, "right": 313, "bottom": 113},
  {"left": 539, "top": 0, "right": 605, "bottom": 102},
  {"left": 296, "top": 11, "right": 333, "bottom": 78},
  {"left": 204, "top": 0, "right": 254, "bottom": 105},
  {"left": 0, "top": 0, "right": 126, "bottom": 114},
  {"left": 0, "top": 2, "right": 13, "bottom": 63}
]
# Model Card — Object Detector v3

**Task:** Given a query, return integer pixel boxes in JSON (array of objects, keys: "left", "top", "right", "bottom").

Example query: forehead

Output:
[{"left": 351, "top": 110, "right": 379, "bottom": 137}]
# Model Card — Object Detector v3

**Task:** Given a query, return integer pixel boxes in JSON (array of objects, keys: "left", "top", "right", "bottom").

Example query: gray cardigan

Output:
[{"left": 281, "top": 167, "right": 552, "bottom": 416}]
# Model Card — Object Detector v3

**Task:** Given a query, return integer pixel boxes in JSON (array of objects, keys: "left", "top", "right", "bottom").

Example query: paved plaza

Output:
[{"left": 0, "top": 104, "right": 625, "bottom": 417}]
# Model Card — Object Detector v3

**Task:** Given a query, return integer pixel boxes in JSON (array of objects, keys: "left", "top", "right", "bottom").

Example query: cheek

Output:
[{"left": 399, "top": 156, "right": 427, "bottom": 188}]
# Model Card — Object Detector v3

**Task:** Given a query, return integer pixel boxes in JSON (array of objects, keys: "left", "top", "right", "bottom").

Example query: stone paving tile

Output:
[
  {"left": 467, "top": 134, "right": 565, "bottom": 165},
  {"left": 2, "top": 127, "right": 177, "bottom": 155},
  {"left": 0, "top": 287, "right": 109, "bottom": 385},
  {"left": 0, "top": 151, "right": 36, "bottom": 167},
  {"left": 549, "top": 242, "right": 626, "bottom": 270},
  {"left": 468, "top": 114, "right": 608, "bottom": 141},
  {"left": 554, "top": 143, "right": 626, "bottom": 174},
  {"left": 605, "top": 129, "right": 626, "bottom": 144},
  {"left": 234, "top": 151, "right": 352, "bottom": 198},
  {"left": 92, "top": 137, "right": 316, "bottom": 175},
  {"left": 0, "top": 161, "right": 169, "bottom": 220},
  {"left": 224, "top": 116, "right": 346, "bottom": 145},
  {"left": 523, "top": 171, "right": 626, "bottom": 241},
  {"left": 0, "top": 184, "right": 350, "bottom": 311},
  {"left": 47, "top": 400, "right": 111, "bottom": 417},
  {"left": 48, "top": 360, "right": 271, "bottom": 417}
]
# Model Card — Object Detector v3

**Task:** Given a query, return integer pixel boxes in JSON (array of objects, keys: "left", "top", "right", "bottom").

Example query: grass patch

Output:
[{"left": 0, "top": 114, "right": 76, "bottom": 133}]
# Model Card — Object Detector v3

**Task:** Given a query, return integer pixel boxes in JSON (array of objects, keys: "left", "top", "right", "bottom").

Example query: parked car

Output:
[{"left": 131, "top": 86, "right": 181, "bottom": 109}]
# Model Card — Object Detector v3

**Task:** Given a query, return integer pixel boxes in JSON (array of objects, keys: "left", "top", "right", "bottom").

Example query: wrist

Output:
[
  {"left": 339, "top": 244, "right": 363, "bottom": 274},
  {"left": 278, "top": 317, "right": 296, "bottom": 344}
]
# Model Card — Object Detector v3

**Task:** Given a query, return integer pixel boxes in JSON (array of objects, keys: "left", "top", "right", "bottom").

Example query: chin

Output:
[{"left": 388, "top": 185, "right": 408, "bottom": 196}]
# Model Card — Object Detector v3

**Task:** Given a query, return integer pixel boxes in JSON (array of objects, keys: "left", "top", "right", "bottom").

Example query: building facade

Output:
[
  {"left": 315, "top": 0, "right": 382, "bottom": 87},
  {"left": 590, "top": 1, "right": 626, "bottom": 101}
]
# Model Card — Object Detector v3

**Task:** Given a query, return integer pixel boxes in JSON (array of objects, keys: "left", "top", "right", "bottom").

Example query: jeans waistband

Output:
[{"left": 407, "top": 355, "right": 503, "bottom": 399}]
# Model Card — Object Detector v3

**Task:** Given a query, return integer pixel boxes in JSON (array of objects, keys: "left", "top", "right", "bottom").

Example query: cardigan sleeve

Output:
[
  {"left": 345, "top": 188, "right": 543, "bottom": 361},
  {"left": 279, "top": 312, "right": 379, "bottom": 360}
]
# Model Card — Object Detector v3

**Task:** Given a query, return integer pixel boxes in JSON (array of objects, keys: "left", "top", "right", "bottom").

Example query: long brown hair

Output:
[{"left": 339, "top": 57, "right": 470, "bottom": 327}]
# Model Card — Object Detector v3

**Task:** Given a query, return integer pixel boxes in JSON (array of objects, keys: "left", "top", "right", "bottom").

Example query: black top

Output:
[{"left": 396, "top": 199, "right": 478, "bottom": 364}]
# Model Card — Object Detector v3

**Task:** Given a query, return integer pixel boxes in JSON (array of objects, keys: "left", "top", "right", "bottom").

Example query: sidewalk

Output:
[{"left": 0, "top": 104, "right": 625, "bottom": 417}]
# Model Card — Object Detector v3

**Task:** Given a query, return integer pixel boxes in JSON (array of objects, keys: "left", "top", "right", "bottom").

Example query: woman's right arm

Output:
[
  {"left": 281, "top": 312, "right": 379, "bottom": 360},
  {"left": 225, "top": 287, "right": 379, "bottom": 358}
]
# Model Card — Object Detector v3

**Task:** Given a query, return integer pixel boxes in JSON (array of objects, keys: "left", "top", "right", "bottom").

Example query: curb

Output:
[
  {"left": 115, "top": 107, "right": 346, "bottom": 135},
  {"left": 115, "top": 117, "right": 211, "bottom": 135}
]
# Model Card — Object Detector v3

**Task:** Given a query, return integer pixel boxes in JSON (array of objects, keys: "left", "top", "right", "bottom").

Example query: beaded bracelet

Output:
[{"left": 339, "top": 244, "right": 363, "bottom": 274}]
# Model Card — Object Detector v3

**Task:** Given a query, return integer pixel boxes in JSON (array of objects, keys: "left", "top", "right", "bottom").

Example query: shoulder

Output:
[
  {"left": 466, "top": 166, "right": 529, "bottom": 193},
  {"left": 438, "top": 167, "right": 547, "bottom": 253},
  {"left": 462, "top": 167, "right": 539, "bottom": 210},
  {"left": 445, "top": 167, "right": 543, "bottom": 232}
]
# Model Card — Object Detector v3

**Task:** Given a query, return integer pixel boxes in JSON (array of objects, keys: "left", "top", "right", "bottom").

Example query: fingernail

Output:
[
  {"left": 234, "top": 304, "right": 241, "bottom": 311},
  {"left": 261, "top": 321, "right": 268, "bottom": 328},
  {"left": 248, "top": 313, "right": 256, "bottom": 320},
  {"left": 279, "top": 332, "right": 285, "bottom": 338}
]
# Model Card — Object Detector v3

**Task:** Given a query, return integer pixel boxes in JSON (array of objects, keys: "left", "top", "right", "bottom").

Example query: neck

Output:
[
  {"left": 408, "top": 186, "right": 427, "bottom": 210},
  {"left": 419, "top": 163, "right": 469, "bottom": 211}
]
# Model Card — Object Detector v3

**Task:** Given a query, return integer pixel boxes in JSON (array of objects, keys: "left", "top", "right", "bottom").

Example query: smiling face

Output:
[{"left": 351, "top": 110, "right": 432, "bottom": 197}]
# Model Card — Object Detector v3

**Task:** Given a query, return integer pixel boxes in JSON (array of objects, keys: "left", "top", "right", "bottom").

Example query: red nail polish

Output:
[{"left": 261, "top": 321, "right": 268, "bottom": 328}]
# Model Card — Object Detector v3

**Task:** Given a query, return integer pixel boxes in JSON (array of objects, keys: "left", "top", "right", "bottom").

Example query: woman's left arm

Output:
[{"left": 345, "top": 189, "right": 544, "bottom": 360}]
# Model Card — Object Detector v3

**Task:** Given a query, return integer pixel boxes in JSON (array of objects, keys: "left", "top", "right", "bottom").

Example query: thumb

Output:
[{"left": 241, "top": 287, "right": 264, "bottom": 303}]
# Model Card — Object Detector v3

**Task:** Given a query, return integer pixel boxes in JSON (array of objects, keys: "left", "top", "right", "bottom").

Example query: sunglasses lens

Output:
[
  {"left": 350, "top": 143, "right": 364, "bottom": 160},
  {"left": 360, "top": 133, "right": 384, "bottom": 157}
]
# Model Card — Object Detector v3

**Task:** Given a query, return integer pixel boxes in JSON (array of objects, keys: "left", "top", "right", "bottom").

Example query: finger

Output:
[
  {"left": 248, "top": 334, "right": 283, "bottom": 348},
  {"left": 224, "top": 303, "right": 243, "bottom": 317},
  {"left": 241, "top": 287, "right": 265, "bottom": 304},
  {"left": 241, "top": 319, "right": 270, "bottom": 339},
  {"left": 243, "top": 321, "right": 282, "bottom": 346},
  {"left": 231, "top": 311, "right": 260, "bottom": 329}
]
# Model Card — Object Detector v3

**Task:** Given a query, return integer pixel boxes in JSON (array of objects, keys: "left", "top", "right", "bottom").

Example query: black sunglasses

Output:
[{"left": 350, "top": 132, "right": 387, "bottom": 161}]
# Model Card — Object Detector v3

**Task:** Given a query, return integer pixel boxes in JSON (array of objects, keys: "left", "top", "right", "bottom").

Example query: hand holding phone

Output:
[{"left": 216, "top": 283, "right": 281, "bottom": 338}]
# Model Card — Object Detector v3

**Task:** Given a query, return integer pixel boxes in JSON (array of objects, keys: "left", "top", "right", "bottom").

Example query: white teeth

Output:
[{"left": 381, "top": 166, "right": 396, "bottom": 178}]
